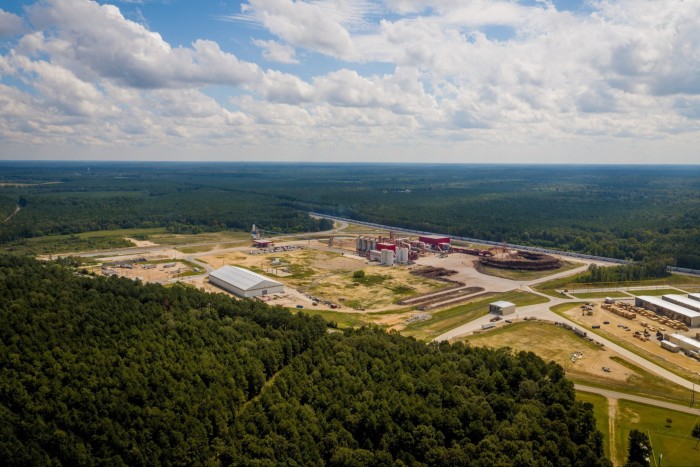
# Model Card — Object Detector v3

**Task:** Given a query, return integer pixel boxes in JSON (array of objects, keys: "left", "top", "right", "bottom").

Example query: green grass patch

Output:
[
  {"left": 533, "top": 271, "right": 589, "bottom": 298},
  {"left": 606, "top": 356, "right": 694, "bottom": 405},
  {"left": 149, "top": 230, "right": 251, "bottom": 246},
  {"left": 390, "top": 284, "right": 415, "bottom": 296},
  {"left": 614, "top": 400, "right": 700, "bottom": 467},
  {"left": 575, "top": 391, "right": 611, "bottom": 460},
  {"left": 402, "top": 290, "right": 548, "bottom": 340},
  {"left": 627, "top": 288, "right": 684, "bottom": 296},
  {"left": 476, "top": 260, "right": 580, "bottom": 281},
  {"left": 294, "top": 309, "right": 370, "bottom": 329},
  {"left": 3, "top": 228, "right": 167, "bottom": 255},
  {"left": 571, "top": 291, "right": 630, "bottom": 299},
  {"left": 353, "top": 273, "right": 390, "bottom": 286}
]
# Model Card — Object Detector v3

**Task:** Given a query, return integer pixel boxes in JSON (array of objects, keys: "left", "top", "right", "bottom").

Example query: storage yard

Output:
[{"left": 563, "top": 301, "right": 700, "bottom": 374}]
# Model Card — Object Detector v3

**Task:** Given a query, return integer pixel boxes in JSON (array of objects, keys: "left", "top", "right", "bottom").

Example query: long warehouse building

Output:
[
  {"left": 209, "top": 266, "right": 284, "bottom": 298},
  {"left": 662, "top": 294, "right": 700, "bottom": 314},
  {"left": 635, "top": 295, "right": 700, "bottom": 328}
]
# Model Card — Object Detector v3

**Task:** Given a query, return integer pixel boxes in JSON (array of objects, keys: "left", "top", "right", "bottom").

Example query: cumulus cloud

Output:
[
  {"left": 1, "top": 0, "right": 699, "bottom": 161},
  {"left": 25, "top": 0, "right": 261, "bottom": 88},
  {"left": 0, "top": 9, "right": 24, "bottom": 37},
  {"left": 252, "top": 39, "right": 299, "bottom": 64}
]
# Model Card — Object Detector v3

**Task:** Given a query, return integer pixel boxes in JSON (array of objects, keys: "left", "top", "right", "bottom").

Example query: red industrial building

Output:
[
  {"left": 253, "top": 239, "right": 274, "bottom": 248},
  {"left": 418, "top": 235, "right": 451, "bottom": 247},
  {"left": 376, "top": 242, "right": 396, "bottom": 251}
]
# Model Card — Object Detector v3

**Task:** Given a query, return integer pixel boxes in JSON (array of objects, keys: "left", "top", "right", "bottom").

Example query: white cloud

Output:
[
  {"left": 0, "top": 9, "right": 24, "bottom": 37},
  {"left": 26, "top": 0, "right": 261, "bottom": 88},
  {"left": 236, "top": 0, "right": 357, "bottom": 58},
  {"left": 1, "top": 0, "right": 699, "bottom": 162},
  {"left": 252, "top": 39, "right": 299, "bottom": 64}
]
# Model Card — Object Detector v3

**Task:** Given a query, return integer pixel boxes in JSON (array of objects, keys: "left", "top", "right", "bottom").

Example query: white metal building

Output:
[
  {"left": 667, "top": 333, "right": 700, "bottom": 353},
  {"left": 663, "top": 294, "right": 700, "bottom": 314},
  {"left": 209, "top": 266, "right": 284, "bottom": 298},
  {"left": 689, "top": 293, "right": 700, "bottom": 303},
  {"left": 635, "top": 296, "right": 700, "bottom": 328},
  {"left": 490, "top": 301, "right": 516, "bottom": 315}
]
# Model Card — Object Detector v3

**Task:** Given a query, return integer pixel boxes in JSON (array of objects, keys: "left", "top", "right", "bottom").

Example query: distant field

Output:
[
  {"left": 4, "top": 228, "right": 167, "bottom": 255},
  {"left": 401, "top": 290, "right": 548, "bottom": 340},
  {"left": 613, "top": 400, "right": 700, "bottom": 467},
  {"left": 151, "top": 230, "right": 252, "bottom": 246}
]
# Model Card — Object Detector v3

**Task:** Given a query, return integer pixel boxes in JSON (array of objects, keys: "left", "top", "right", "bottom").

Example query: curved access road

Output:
[{"left": 575, "top": 384, "right": 700, "bottom": 416}]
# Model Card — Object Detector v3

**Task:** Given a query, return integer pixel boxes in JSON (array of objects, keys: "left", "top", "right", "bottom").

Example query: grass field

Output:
[
  {"left": 465, "top": 320, "right": 694, "bottom": 406},
  {"left": 295, "top": 309, "right": 372, "bottom": 329},
  {"left": 613, "top": 400, "right": 700, "bottom": 467},
  {"left": 549, "top": 303, "right": 700, "bottom": 386},
  {"left": 533, "top": 272, "right": 589, "bottom": 297},
  {"left": 4, "top": 227, "right": 168, "bottom": 255},
  {"left": 575, "top": 391, "right": 611, "bottom": 460},
  {"left": 571, "top": 291, "right": 630, "bottom": 299},
  {"left": 401, "top": 290, "right": 549, "bottom": 340},
  {"left": 150, "top": 230, "right": 251, "bottom": 246},
  {"left": 627, "top": 288, "right": 685, "bottom": 296},
  {"left": 476, "top": 260, "right": 580, "bottom": 281}
]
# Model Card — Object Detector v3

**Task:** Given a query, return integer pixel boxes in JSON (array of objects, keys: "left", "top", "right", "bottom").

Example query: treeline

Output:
[
  {"left": 2, "top": 163, "right": 699, "bottom": 268},
  {"left": 0, "top": 256, "right": 609, "bottom": 465},
  {"left": 0, "top": 178, "right": 327, "bottom": 244},
  {"left": 578, "top": 262, "right": 671, "bottom": 283}
]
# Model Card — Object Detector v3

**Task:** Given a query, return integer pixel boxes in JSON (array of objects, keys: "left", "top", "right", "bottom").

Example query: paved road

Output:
[{"left": 575, "top": 384, "right": 700, "bottom": 415}]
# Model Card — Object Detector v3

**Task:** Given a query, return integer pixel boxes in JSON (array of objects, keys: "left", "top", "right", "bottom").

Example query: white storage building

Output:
[
  {"left": 209, "top": 266, "right": 284, "bottom": 298},
  {"left": 490, "top": 301, "right": 516, "bottom": 316},
  {"left": 667, "top": 333, "right": 700, "bottom": 353},
  {"left": 662, "top": 294, "right": 700, "bottom": 314},
  {"left": 635, "top": 295, "right": 700, "bottom": 328}
]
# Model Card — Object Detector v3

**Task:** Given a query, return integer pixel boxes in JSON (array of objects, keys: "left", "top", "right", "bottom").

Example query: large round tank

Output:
[
  {"left": 382, "top": 249, "right": 395, "bottom": 266},
  {"left": 397, "top": 247, "right": 409, "bottom": 263},
  {"left": 356, "top": 237, "right": 362, "bottom": 251}
]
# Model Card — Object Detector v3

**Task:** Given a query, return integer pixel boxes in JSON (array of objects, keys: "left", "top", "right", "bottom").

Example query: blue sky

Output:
[{"left": 0, "top": 1, "right": 699, "bottom": 163}]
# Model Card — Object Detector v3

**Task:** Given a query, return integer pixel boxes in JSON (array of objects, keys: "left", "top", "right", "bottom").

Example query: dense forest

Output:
[
  {"left": 1, "top": 162, "right": 699, "bottom": 268},
  {"left": 0, "top": 256, "right": 609, "bottom": 465}
]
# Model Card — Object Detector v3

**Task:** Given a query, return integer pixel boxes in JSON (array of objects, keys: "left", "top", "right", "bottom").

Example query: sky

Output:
[{"left": 0, "top": 0, "right": 699, "bottom": 164}]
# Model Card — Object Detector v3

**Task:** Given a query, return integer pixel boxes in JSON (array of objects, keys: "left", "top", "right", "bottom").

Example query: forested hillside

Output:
[
  {"left": 1, "top": 162, "right": 699, "bottom": 268},
  {"left": 0, "top": 256, "right": 609, "bottom": 465}
]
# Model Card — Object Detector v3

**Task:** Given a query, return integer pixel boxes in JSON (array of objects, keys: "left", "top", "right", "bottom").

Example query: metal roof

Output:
[
  {"left": 490, "top": 301, "right": 515, "bottom": 308},
  {"left": 637, "top": 296, "right": 700, "bottom": 319},
  {"left": 663, "top": 294, "right": 700, "bottom": 312},
  {"left": 669, "top": 333, "right": 700, "bottom": 350},
  {"left": 689, "top": 293, "right": 700, "bottom": 302},
  {"left": 209, "top": 266, "right": 282, "bottom": 291}
]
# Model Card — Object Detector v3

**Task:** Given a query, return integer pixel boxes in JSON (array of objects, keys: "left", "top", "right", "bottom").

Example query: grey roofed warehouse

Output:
[{"left": 209, "top": 266, "right": 284, "bottom": 298}]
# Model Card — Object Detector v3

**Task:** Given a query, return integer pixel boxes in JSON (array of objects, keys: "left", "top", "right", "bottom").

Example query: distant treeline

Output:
[
  {"left": 0, "top": 256, "right": 609, "bottom": 465},
  {"left": 1, "top": 162, "right": 699, "bottom": 268},
  {"left": 577, "top": 261, "right": 670, "bottom": 283}
]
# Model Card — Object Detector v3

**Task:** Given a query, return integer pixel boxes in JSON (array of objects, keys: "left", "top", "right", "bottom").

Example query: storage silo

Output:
[
  {"left": 397, "top": 247, "right": 409, "bottom": 263},
  {"left": 356, "top": 237, "right": 363, "bottom": 251},
  {"left": 381, "top": 249, "right": 395, "bottom": 266}
]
